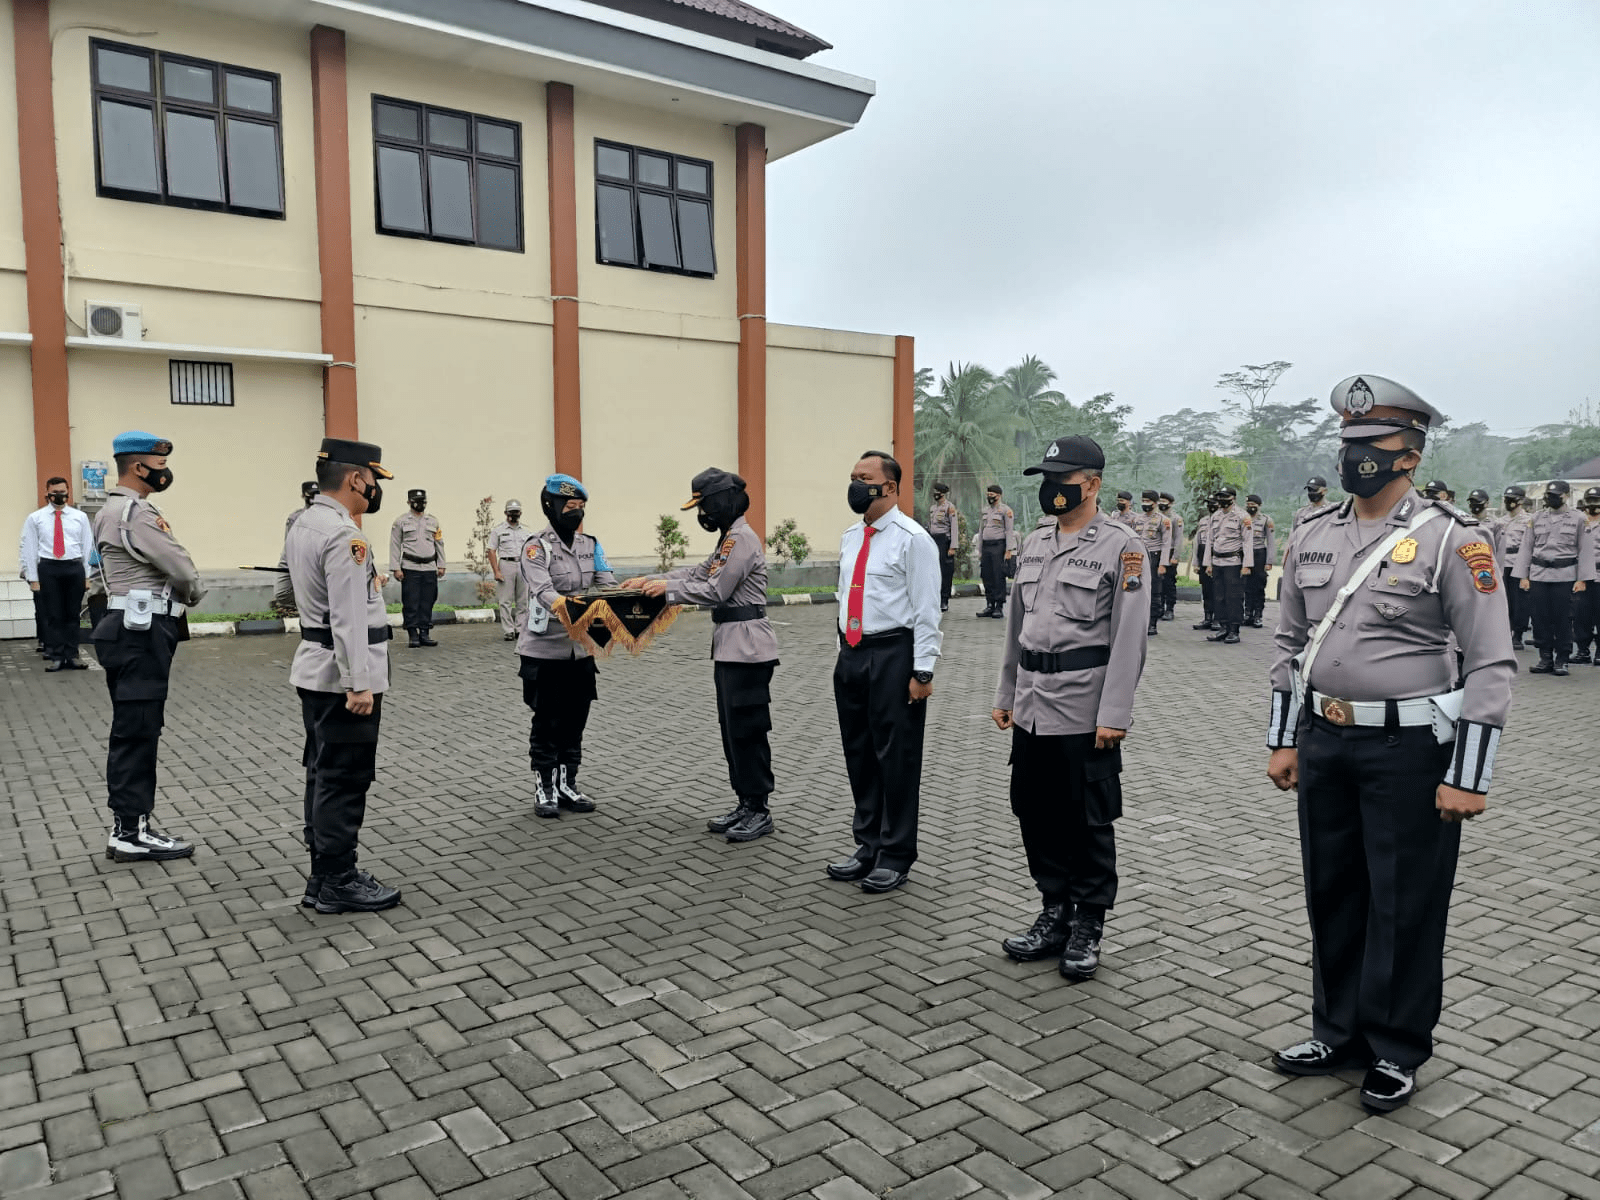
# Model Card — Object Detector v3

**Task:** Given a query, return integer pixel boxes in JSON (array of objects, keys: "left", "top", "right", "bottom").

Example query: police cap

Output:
[
  {"left": 1547, "top": 479, "right": 1571, "bottom": 495},
  {"left": 680, "top": 468, "right": 745, "bottom": 510},
  {"left": 543, "top": 473, "right": 587, "bottom": 500},
  {"left": 1158, "top": 491, "right": 1175, "bottom": 502},
  {"left": 1024, "top": 435, "right": 1106, "bottom": 475},
  {"left": 1330, "top": 375, "right": 1444, "bottom": 441},
  {"left": 1215, "top": 484, "right": 1238, "bottom": 498},
  {"left": 1468, "top": 488, "right": 1490, "bottom": 503},
  {"left": 505, "top": 498, "right": 523, "bottom": 512},
  {"left": 1115, "top": 490, "right": 1133, "bottom": 501},
  {"left": 317, "top": 437, "right": 392, "bottom": 478},
  {"left": 1306, "top": 475, "right": 1328, "bottom": 489},
  {"left": 1583, "top": 485, "right": 1600, "bottom": 503},
  {"left": 1424, "top": 480, "right": 1448, "bottom": 496},
  {"left": 1246, "top": 493, "right": 1262, "bottom": 504},
  {"left": 113, "top": 430, "right": 174, "bottom": 456},
  {"left": 1141, "top": 489, "right": 1160, "bottom": 501},
  {"left": 407, "top": 488, "right": 426, "bottom": 502},
  {"left": 1504, "top": 484, "right": 1525, "bottom": 499}
]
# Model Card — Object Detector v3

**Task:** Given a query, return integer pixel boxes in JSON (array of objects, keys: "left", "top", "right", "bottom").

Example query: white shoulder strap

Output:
[{"left": 1295, "top": 506, "right": 1446, "bottom": 694}]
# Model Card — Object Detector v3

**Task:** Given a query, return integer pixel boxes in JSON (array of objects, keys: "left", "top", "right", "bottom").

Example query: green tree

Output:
[
  {"left": 1182, "top": 451, "right": 1249, "bottom": 529},
  {"left": 913, "top": 362, "right": 1011, "bottom": 522},
  {"left": 1215, "top": 360, "right": 1293, "bottom": 420}
]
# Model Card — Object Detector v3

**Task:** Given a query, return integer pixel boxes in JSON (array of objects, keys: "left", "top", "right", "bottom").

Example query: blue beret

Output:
[
  {"left": 543, "top": 473, "right": 587, "bottom": 500},
  {"left": 112, "top": 430, "right": 173, "bottom": 455}
]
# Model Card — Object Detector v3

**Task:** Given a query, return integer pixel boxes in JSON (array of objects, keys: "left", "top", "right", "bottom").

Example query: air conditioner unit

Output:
[{"left": 85, "top": 301, "right": 143, "bottom": 342}]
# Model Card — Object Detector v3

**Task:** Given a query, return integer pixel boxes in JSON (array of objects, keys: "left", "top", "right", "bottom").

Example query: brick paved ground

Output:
[{"left": 1, "top": 599, "right": 1598, "bottom": 1200}]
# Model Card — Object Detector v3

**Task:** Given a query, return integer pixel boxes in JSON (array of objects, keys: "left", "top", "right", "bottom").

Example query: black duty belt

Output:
[
  {"left": 300, "top": 625, "right": 392, "bottom": 646},
  {"left": 403, "top": 552, "right": 436, "bottom": 564},
  {"left": 712, "top": 604, "right": 766, "bottom": 624},
  {"left": 1019, "top": 645, "right": 1111, "bottom": 673},
  {"left": 1533, "top": 555, "right": 1578, "bottom": 569},
  {"left": 838, "top": 627, "right": 912, "bottom": 649}
]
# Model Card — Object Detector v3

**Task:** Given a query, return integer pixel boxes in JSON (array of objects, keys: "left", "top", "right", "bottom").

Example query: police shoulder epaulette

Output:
[
  {"left": 1304, "top": 501, "right": 1344, "bottom": 524},
  {"left": 1432, "top": 499, "right": 1479, "bottom": 527}
]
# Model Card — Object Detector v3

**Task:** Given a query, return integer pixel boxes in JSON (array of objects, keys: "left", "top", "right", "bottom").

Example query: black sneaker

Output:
[
  {"left": 725, "top": 809, "right": 774, "bottom": 843},
  {"left": 534, "top": 775, "right": 559, "bottom": 819},
  {"left": 1511, "top": 634, "right": 1525, "bottom": 650},
  {"left": 1360, "top": 1060, "right": 1417, "bottom": 1112},
  {"left": 303, "top": 875, "right": 323, "bottom": 907},
  {"left": 1058, "top": 910, "right": 1103, "bottom": 981},
  {"left": 1571, "top": 649, "right": 1593, "bottom": 664},
  {"left": 1193, "top": 618, "right": 1216, "bottom": 630},
  {"left": 107, "top": 817, "right": 195, "bottom": 863},
  {"left": 1002, "top": 902, "right": 1072, "bottom": 962},
  {"left": 1222, "top": 628, "right": 1241, "bottom": 644},
  {"left": 707, "top": 803, "right": 752, "bottom": 834},
  {"left": 1272, "top": 1038, "right": 1368, "bottom": 1076},
  {"left": 314, "top": 869, "right": 401, "bottom": 914},
  {"left": 1529, "top": 658, "right": 1554, "bottom": 674},
  {"left": 1553, "top": 660, "right": 1570, "bottom": 676},
  {"left": 555, "top": 766, "right": 596, "bottom": 812}
]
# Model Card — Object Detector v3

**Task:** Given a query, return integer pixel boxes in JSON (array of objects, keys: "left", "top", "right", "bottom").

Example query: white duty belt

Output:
[{"left": 108, "top": 595, "right": 187, "bottom": 617}]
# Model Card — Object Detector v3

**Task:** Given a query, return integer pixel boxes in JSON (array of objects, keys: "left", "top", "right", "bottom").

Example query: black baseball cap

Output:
[
  {"left": 1141, "top": 489, "right": 1159, "bottom": 501},
  {"left": 1024, "top": 435, "right": 1106, "bottom": 475},
  {"left": 680, "top": 468, "right": 745, "bottom": 510}
]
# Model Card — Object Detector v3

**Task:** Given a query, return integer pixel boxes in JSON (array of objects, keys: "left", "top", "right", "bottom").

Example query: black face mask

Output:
[
  {"left": 1246, "top": 504, "right": 1260, "bottom": 514},
  {"left": 506, "top": 511, "right": 522, "bottom": 524},
  {"left": 47, "top": 493, "right": 68, "bottom": 506},
  {"left": 1585, "top": 504, "right": 1600, "bottom": 515},
  {"left": 849, "top": 481, "right": 887, "bottom": 514},
  {"left": 1216, "top": 495, "right": 1234, "bottom": 508},
  {"left": 1157, "top": 503, "right": 1170, "bottom": 512},
  {"left": 698, "top": 489, "right": 745, "bottom": 533},
  {"left": 1468, "top": 500, "right": 1487, "bottom": 514},
  {"left": 1141, "top": 502, "right": 1154, "bottom": 512},
  {"left": 409, "top": 500, "right": 426, "bottom": 512},
  {"left": 1038, "top": 480, "right": 1083, "bottom": 517},
  {"left": 1336, "top": 444, "right": 1410, "bottom": 499},
  {"left": 360, "top": 479, "right": 383, "bottom": 515},
  {"left": 1545, "top": 493, "right": 1565, "bottom": 509},
  {"left": 1116, "top": 501, "right": 1129, "bottom": 510},
  {"left": 1307, "top": 489, "right": 1326, "bottom": 501},
  {"left": 137, "top": 464, "right": 173, "bottom": 493},
  {"left": 555, "top": 507, "right": 585, "bottom": 532},
  {"left": 1504, "top": 497, "right": 1520, "bottom": 509},
  {"left": 986, "top": 493, "right": 1000, "bottom": 507}
]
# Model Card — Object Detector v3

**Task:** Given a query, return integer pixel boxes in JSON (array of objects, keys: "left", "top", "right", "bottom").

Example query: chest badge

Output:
[
  {"left": 1391, "top": 538, "right": 1418, "bottom": 564},
  {"left": 1375, "top": 601, "right": 1406, "bottom": 620}
]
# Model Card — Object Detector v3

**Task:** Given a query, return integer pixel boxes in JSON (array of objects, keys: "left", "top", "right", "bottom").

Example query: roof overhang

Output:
[{"left": 190, "top": 0, "right": 876, "bottom": 159}]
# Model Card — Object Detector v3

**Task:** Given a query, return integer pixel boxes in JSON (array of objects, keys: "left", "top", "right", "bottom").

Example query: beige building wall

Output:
[
  {"left": 65, "top": 351, "right": 325, "bottom": 569},
  {"left": 355, "top": 307, "right": 554, "bottom": 570},
  {"left": 0, "top": 0, "right": 24, "bottom": 282},
  {"left": 767, "top": 325, "right": 897, "bottom": 561},
  {"left": 577, "top": 327, "right": 737, "bottom": 560},
  {"left": 1, "top": 352, "right": 35, "bottom": 536}
]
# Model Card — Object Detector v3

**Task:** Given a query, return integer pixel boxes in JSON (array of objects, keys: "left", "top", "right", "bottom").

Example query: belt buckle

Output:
[{"left": 1318, "top": 696, "right": 1354, "bottom": 726}]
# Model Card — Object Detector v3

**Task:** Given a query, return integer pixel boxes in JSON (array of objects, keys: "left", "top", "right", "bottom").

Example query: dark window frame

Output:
[
  {"left": 593, "top": 139, "right": 716, "bottom": 279},
  {"left": 169, "top": 359, "right": 235, "bottom": 407},
  {"left": 90, "top": 38, "right": 285, "bottom": 219},
  {"left": 371, "top": 95, "right": 524, "bottom": 253}
]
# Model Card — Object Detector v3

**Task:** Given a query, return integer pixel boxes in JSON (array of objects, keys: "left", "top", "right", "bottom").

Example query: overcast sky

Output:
[{"left": 763, "top": 0, "right": 1600, "bottom": 434}]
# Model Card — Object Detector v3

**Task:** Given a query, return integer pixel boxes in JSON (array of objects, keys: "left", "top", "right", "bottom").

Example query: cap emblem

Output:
[
  {"left": 1046, "top": 441, "right": 1059, "bottom": 459},
  {"left": 559, "top": 481, "right": 578, "bottom": 497},
  {"left": 1345, "top": 378, "right": 1375, "bottom": 415}
]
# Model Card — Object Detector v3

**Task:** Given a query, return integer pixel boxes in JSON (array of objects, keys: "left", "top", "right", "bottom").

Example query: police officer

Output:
[
  {"left": 1111, "top": 490, "right": 1134, "bottom": 522},
  {"left": 1267, "top": 374, "right": 1514, "bottom": 1112},
  {"left": 1573, "top": 486, "right": 1600, "bottom": 665},
  {"left": 287, "top": 439, "right": 401, "bottom": 913},
  {"left": 926, "top": 481, "right": 959, "bottom": 613},
  {"left": 1199, "top": 484, "right": 1252, "bottom": 643},
  {"left": 1129, "top": 489, "right": 1171, "bottom": 635},
  {"left": 518, "top": 474, "right": 616, "bottom": 818},
  {"left": 1512, "top": 480, "right": 1593, "bottom": 676},
  {"left": 1488, "top": 485, "right": 1534, "bottom": 648},
  {"left": 1157, "top": 492, "right": 1182, "bottom": 620},
  {"left": 489, "top": 499, "right": 532, "bottom": 640},
  {"left": 1192, "top": 496, "right": 1219, "bottom": 630},
  {"left": 391, "top": 488, "right": 444, "bottom": 647},
  {"left": 272, "top": 481, "right": 319, "bottom": 617},
  {"left": 1290, "top": 476, "right": 1332, "bottom": 530},
  {"left": 1422, "top": 479, "right": 1448, "bottom": 501},
  {"left": 1464, "top": 488, "right": 1491, "bottom": 519},
  {"left": 976, "top": 485, "right": 1013, "bottom": 618},
  {"left": 93, "top": 432, "right": 206, "bottom": 863},
  {"left": 626, "top": 470, "right": 779, "bottom": 841},
  {"left": 1243, "top": 494, "right": 1276, "bottom": 627},
  {"left": 993, "top": 435, "right": 1147, "bottom": 981}
]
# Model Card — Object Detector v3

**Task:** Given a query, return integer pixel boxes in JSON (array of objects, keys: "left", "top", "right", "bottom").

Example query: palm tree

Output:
[
  {"left": 914, "top": 362, "right": 1013, "bottom": 521},
  {"left": 995, "top": 356, "right": 1067, "bottom": 461}
]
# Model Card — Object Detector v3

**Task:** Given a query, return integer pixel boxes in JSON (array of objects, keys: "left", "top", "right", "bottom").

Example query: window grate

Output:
[{"left": 169, "top": 360, "right": 234, "bottom": 406}]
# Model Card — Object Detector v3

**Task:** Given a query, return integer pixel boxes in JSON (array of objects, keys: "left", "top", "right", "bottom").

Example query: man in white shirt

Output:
[
  {"left": 825, "top": 450, "right": 943, "bottom": 894},
  {"left": 20, "top": 476, "right": 94, "bottom": 670}
]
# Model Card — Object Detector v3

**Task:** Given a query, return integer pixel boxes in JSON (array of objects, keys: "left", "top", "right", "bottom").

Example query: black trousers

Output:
[
  {"left": 1502, "top": 567, "right": 1528, "bottom": 635},
  {"left": 1145, "top": 552, "right": 1162, "bottom": 626},
  {"left": 833, "top": 631, "right": 925, "bottom": 871},
  {"left": 1528, "top": 580, "right": 1574, "bottom": 658},
  {"left": 932, "top": 533, "right": 954, "bottom": 606},
  {"left": 521, "top": 656, "right": 597, "bottom": 779},
  {"left": 1570, "top": 583, "right": 1598, "bottom": 654},
  {"left": 1245, "top": 547, "right": 1268, "bottom": 614},
  {"left": 31, "top": 586, "right": 45, "bottom": 647},
  {"left": 1160, "top": 554, "right": 1178, "bottom": 612},
  {"left": 980, "top": 540, "right": 1007, "bottom": 605},
  {"left": 93, "top": 613, "right": 180, "bottom": 820},
  {"left": 400, "top": 567, "right": 438, "bottom": 632},
  {"left": 37, "top": 559, "right": 86, "bottom": 660},
  {"left": 299, "top": 688, "right": 382, "bottom": 875},
  {"left": 1010, "top": 728, "right": 1121, "bottom": 909},
  {"left": 1297, "top": 717, "right": 1458, "bottom": 1069},
  {"left": 1214, "top": 563, "right": 1244, "bottom": 627},
  {"left": 714, "top": 660, "right": 776, "bottom": 803},
  {"left": 1197, "top": 555, "right": 1214, "bottom": 617}
]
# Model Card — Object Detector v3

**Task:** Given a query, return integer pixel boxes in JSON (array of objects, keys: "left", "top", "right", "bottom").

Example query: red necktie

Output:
[
  {"left": 52, "top": 508, "right": 65, "bottom": 559},
  {"left": 845, "top": 524, "right": 877, "bottom": 646}
]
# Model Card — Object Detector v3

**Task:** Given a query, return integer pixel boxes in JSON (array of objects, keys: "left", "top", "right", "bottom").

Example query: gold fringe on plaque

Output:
[{"left": 551, "top": 593, "right": 682, "bottom": 657}]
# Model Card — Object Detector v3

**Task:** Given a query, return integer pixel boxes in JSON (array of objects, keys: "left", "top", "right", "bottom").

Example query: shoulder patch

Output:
[
  {"left": 1120, "top": 550, "right": 1145, "bottom": 591},
  {"left": 1456, "top": 541, "right": 1497, "bottom": 592},
  {"left": 525, "top": 541, "right": 540, "bottom": 561},
  {"left": 154, "top": 516, "right": 173, "bottom": 535},
  {"left": 350, "top": 538, "right": 368, "bottom": 566},
  {"left": 433, "top": 527, "right": 444, "bottom": 540}
]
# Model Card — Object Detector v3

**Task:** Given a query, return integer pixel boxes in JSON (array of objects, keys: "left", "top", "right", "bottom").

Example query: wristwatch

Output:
[{"left": 913, "top": 670, "right": 934, "bottom": 685}]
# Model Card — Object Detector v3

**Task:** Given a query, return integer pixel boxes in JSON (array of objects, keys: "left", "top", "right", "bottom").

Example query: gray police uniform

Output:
[
  {"left": 1574, "top": 514, "right": 1600, "bottom": 659},
  {"left": 1511, "top": 507, "right": 1594, "bottom": 666},
  {"left": 488, "top": 519, "right": 532, "bottom": 636},
  {"left": 996, "top": 513, "right": 1147, "bottom": 914},
  {"left": 273, "top": 506, "right": 310, "bottom": 615},
  {"left": 1489, "top": 508, "right": 1534, "bottom": 639},
  {"left": 287, "top": 496, "right": 390, "bottom": 878},
  {"left": 978, "top": 500, "right": 1014, "bottom": 608},
  {"left": 1129, "top": 508, "right": 1171, "bottom": 629},
  {"left": 927, "top": 496, "right": 959, "bottom": 607},
  {"left": 516, "top": 525, "right": 616, "bottom": 790},
  {"left": 390, "top": 510, "right": 443, "bottom": 637},
  {"left": 1201, "top": 505, "right": 1252, "bottom": 630},
  {"left": 1193, "top": 510, "right": 1215, "bottom": 622},
  {"left": 1159, "top": 508, "right": 1183, "bottom": 616},
  {"left": 1245, "top": 510, "right": 1277, "bottom": 621},
  {"left": 92, "top": 487, "right": 206, "bottom": 824},
  {"left": 657, "top": 516, "right": 779, "bottom": 804},
  {"left": 1269, "top": 492, "right": 1515, "bottom": 1069},
  {"left": 1291, "top": 499, "right": 1331, "bottom": 530}
]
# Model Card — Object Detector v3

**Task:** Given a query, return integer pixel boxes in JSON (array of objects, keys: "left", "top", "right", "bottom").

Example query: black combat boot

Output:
[
  {"left": 107, "top": 815, "right": 195, "bottom": 863},
  {"left": 1249, "top": 610, "right": 1264, "bottom": 628},
  {"left": 1529, "top": 656, "right": 1554, "bottom": 674},
  {"left": 725, "top": 800, "right": 774, "bottom": 843},
  {"left": 1222, "top": 626, "right": 1241, "bottom": 644},
  {"left": 555, "top": 765, "right": 596, "bottom": 812},
  {"left": 1511, "top": 632, "right": 1525, "bottom": 650},
  {"left": 1571, "top": 648, "right": 1592, "bottom": 664},
  {"left": 1206, "top": 625, "right": 1231, "bottom": 642},
  {"left": 1002, "top": 902, "right": 1072, "bottom": 962},
  {"left": 1147, "top": 619, "right": 1159, "bottom": 636},
  {"left": 407, "top": 629, "right": 422, "bottom": 648},
  {"left": 1552, "top": 657, "right": 1570, "bottom": 676},
  {"left": 417, "top": 629, "right": 438, "bottom": 646},
  {"left": 1193, "top": 615, "right": 1216, "bottom": 630},
  {"left": 534, "top": 771, "right": 559, "bottom": 818},
  {"left": 1058, "top": 907, "right": 1104, "bottom": 981},
  {"left": 314, "top": 868, "right": 401, "bottom": 914}
]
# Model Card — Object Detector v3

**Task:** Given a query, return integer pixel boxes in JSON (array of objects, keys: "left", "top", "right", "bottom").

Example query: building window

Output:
[
  {"left": 594, "top": 140, "right": 715, "bottom": 277},
  {"left": 91, "top": 40, "right": 284, "bottom": 217},
  {"left": 372, "top": 97, "right": 522, "bottom": 252},
  {"left": 169, "top": 360, "right": 234, "bottom": 407}
]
